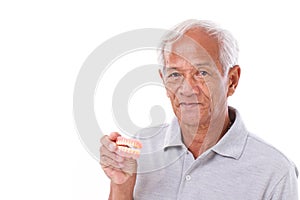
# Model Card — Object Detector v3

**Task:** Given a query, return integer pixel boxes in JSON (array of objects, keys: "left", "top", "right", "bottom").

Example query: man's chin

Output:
[
  {"left": 179, "top": 117, "right": 202, "bottom": 127},
  {"left": 178, "top": 109, "right": 211, "bottom": 123}
]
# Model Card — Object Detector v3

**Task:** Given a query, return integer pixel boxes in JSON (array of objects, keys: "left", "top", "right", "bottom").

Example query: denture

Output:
[{"left": 116, "top": 136, "right": 143, "bottom": 158}]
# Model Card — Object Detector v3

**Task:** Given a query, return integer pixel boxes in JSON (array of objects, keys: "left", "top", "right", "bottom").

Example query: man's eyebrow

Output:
[
  {"left": 164, "top": 63, "right": 211, "bottom": 72},
  {"left": 165, "top": 67, "right": 178, "bottom": 70},
  {"left": 194, "top": 62, "right": 211, "bottom": 67}
]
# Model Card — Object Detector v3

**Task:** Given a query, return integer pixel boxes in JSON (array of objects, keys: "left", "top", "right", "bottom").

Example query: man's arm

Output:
[
  {"left": 269, "top": 165, "right": 298, "bottom": 199},
  {"left": 109, "top": 174, "right": 136, "bottom": 200}
]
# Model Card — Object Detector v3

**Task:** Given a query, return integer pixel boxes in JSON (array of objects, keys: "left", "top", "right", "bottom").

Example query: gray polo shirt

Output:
[{"left": 133, "top": 107, "right": 298, "bottom": 200}]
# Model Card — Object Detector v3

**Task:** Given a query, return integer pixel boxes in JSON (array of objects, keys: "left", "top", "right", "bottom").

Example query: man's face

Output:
[{"left": 161, "top": 28, "right": 229, "bottom": 129}]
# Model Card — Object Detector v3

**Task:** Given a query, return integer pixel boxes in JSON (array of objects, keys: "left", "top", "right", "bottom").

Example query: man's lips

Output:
[
  {"left": 179, "top": 102, "right": 200, "bottom": 106},
  {"left": 179, "top": 102, "right": 201, "bottom": 108}
]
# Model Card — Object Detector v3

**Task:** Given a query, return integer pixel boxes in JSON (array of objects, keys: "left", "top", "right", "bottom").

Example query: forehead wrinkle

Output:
[
  {"left": 165, "top": 46, "right": 216, "bottom": 69},
  {"left": 166, "top": 55, "right": 212, "bottom": 69},
  {"left": 165, "top": 65, "right": 200, "bottom": 75}
]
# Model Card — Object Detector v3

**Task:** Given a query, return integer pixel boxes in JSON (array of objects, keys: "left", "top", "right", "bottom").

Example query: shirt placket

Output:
[{"left": 177, "top": 149, "right": 197, "bottom": 199}]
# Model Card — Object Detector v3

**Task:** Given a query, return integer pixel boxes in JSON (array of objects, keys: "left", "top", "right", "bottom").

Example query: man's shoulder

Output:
[{"left": 244, "top": 133, "right": 297, "bottom": 175}]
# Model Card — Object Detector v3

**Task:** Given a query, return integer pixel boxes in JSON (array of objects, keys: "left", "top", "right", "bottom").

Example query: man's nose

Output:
[{"left": 179, "top": 77, "right": 199, "bottom": 96}]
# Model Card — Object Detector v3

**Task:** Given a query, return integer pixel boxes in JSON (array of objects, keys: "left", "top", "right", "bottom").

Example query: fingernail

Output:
[
  {"left": 116, "top": 156, "right": 123, "bottom": 162},
  {"left": 109, "top": 143, "right": 116, "bottom": 151}
]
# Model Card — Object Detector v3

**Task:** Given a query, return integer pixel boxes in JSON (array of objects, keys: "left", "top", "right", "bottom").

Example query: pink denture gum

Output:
[{"left": 116, "top": 136, "right": 143, "bottom": 158}]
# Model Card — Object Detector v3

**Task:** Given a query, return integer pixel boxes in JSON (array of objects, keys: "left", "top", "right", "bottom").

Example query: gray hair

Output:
[{"left": 159, "top": 19, "right": 239, "bottom": 75}]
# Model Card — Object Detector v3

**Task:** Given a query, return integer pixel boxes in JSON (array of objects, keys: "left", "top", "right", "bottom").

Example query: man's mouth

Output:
[{"left": 179, "top": 102, "right": 201, "bottom": 109}]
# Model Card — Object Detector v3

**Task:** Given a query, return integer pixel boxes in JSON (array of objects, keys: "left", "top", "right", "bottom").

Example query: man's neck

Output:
[{"left": 180, "top": 113, "right": 231, "bottom": 159}]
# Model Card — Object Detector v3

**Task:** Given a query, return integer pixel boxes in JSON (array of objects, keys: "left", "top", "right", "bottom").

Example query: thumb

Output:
[{"left": 108, "top": 132, "right": 121, "bottom": 141}]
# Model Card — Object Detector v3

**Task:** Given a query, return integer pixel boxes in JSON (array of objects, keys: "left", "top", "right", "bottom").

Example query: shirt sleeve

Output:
[{"left": 269, "top": 164, "right": 298, "bottom": 200}]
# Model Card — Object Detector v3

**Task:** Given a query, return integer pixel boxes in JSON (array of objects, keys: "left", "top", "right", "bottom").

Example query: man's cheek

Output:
[{"left": 167, "top": 90, "right": 177, "bottom": 100}]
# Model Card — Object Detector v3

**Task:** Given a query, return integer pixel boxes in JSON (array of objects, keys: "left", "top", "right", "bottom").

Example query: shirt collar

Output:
[
  {"left": 211, "top": 107, "right": 248, "bottom": 159},
  {"left": 163, "top": 107, "right": 248, "bottom": 159},
  {"left": 163, "top": 117, "right": 185, "bottom": 149}
]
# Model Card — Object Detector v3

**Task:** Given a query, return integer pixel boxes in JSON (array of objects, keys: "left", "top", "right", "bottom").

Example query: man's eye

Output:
[
  {"left": 168, "top": 72, "right": 181, "bottom": 78},
  {"left": 197, "top": 71, "right": 208, "bottom": 77}
]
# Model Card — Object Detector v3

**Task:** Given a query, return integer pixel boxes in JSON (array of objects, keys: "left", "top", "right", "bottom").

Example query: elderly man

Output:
[{"left": 100, "top": 20, "right": 298, "bottom": 199}]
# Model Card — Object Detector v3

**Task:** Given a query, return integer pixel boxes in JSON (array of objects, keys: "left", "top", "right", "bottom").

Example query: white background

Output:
[{"left": 1, "top": 0, "right": 299, "bottom": 199}]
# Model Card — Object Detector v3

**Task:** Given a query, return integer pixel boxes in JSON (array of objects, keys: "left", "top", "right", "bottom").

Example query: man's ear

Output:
[
  {"left": 159, "top": 69, "right": 164, "bottom": 81},
  {"left": 158, "top": 69, "right": 164, "bottom": 81},
  {"left": 227, "top": 65, "right": 241, "bottom": 97},
  {"left": 159, "top": 69, "right": 168, "bottom": 86},
  {"left": 159, "top": 69, "right": 170, "bottom": 98}
]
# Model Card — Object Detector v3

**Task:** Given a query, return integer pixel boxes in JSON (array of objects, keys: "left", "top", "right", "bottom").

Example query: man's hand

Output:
[{"left": 100, "top": 132, "right": 137, "bottom": 184}]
